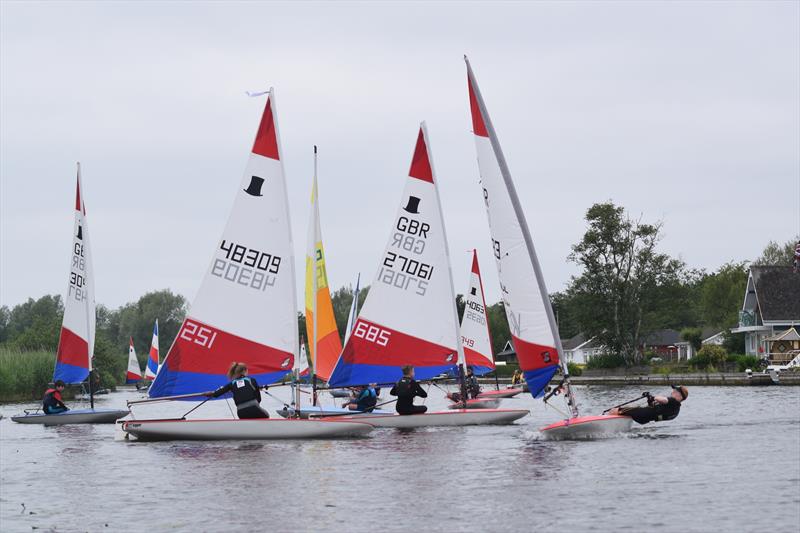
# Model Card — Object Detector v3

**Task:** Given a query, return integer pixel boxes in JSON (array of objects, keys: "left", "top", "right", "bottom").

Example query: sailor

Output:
[
  {"left": 610, "top": 385, "right": 688, "bottom": 424},
  {"left": 343, "top": 384, "right": 378, "bottom": 412},
  {"left": 209, "top": 362, "right": 269, "bottom": 419},
  {"left": 390, "top": 365, "right": 428, "bottom": 415},
  {"left": 465, "top": 366, "right": 481, "bottom": 398},
  {"left": 42, "top": 380, "right": 69, "bottom": 414},
  {"left": 511, "top": 369, "right": 524, "bottom": 386}
]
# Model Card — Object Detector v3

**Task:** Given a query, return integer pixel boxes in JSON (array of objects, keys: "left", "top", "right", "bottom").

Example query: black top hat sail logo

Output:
[
  {"left": 403, "top": 195, "right": 421, "bottom": 214},
  {"left": 76, "top": 225, "right": 83, "bottom": 240},
  {"left": 244, "top": 176, "right": 265, "bottom": 197}
]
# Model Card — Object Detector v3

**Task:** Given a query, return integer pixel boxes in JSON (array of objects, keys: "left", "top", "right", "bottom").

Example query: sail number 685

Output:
[{"left": 353, "top": 322, "right": 390, "bottom": 347}]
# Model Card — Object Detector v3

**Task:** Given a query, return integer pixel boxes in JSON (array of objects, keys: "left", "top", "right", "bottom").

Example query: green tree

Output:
[
  {"left": 696, "top": 261, "right": 748, "bottom": 328},
  {"left": 551, "top": 291, "right": 580, "bottom": 339},
  {"left": 681, "top": 327, "right": 703, "bottom": 353},
  {"left": 3, "top": 295, "right": 64, "bottom": 351},
  {"left": 753, "top": 236, "right": 799, "bottom": 266},
  {"left": 568, "top": 202, "right": 686, "bottom": 365}
]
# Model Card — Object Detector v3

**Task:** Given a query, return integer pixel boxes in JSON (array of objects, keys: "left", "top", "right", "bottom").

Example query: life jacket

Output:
[
  {"left": 654, "top": 398, "right": 681, "bottom": 422},
  {"left": 229, "top": 377, "right": 259, "bottom": 407},
  {"left": 43, "top": 388, "right": 61, "bottom": 406},
  {"left": 393, "top": 377, "right": 414, "bottom": 397},
  {"left": 356, "top": 387, "right": 378, "bottom": 410}
]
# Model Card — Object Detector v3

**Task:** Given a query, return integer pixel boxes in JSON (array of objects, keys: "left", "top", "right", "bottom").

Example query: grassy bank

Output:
[{"left": 0, "top": 348, "right": 55, "bottom": 401}]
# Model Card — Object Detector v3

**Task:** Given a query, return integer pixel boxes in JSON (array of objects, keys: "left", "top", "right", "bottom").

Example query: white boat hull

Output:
[
  {"left": 330, "top": 408, "right": 528, "bottom": 428},
  {"left": 119, "top": 418, "right": 374, "bottom": 441},
  {"left": 276, "top": 406, "right": 392, "bottom": 419},
  {"left": 539, "top": 415, "right": 633, "bottom": 440},
  {"left": 11, "top": 408, "right": 129, "bottom": 425}
]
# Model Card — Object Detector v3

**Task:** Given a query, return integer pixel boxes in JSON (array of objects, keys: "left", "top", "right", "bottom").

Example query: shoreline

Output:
[{"left": 482, "top": 372, "right": 800, "bottom": 387}]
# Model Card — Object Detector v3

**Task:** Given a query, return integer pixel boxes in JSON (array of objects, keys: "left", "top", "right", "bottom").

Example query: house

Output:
[
  {"left": 561, "top": 334, "right": 603, "bottom": 365},
  {"left": 730, "top": 265, "right": 800, "bottom": 363},
  {"left": 495, "top": 340, "right": 516, "bottom": 364},
  {"left": 642, "top": 327, "right": 723, "bottom": 361}
]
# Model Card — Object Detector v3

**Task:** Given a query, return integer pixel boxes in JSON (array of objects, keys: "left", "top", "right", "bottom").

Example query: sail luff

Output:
[
  {"left": 343, "top": 273, "right": 360, "bottom": 345},
  {"left": 311, "top": 147, "right": 319, "bottom": 378},
  {"left": 420, "top": 122, "right": 464, "bottom": 369},
  {"left": 465, "top": 56, "right": 575, "bottom": 414}
]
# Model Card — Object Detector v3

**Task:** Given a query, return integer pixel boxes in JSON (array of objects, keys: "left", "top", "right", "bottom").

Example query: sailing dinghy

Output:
[
  {"left": 119, "top": 91, "right": 371, "bottom": 440},
  {"left": 145, "top": 320, "right": 159, "bottom": 380},
  {"left": 12, "top": 164, "right": 128, "bottom": 425},
  {"left": 326, "top": 124, "right": 527, "bottom": 428},
  {"left": 126, "top": 337, "right": 143, "bottom": 384},
  {"left": 465, "top": 57, "right": 632, "bottom": 439}
]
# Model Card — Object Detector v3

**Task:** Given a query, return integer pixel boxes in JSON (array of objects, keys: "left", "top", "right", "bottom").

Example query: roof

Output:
[
  {"left": 766, "top": 327, "right": 800, "bottom": 342},
  {"left": 751, "top": 266, "right": 800, "bottom": 322},
  {"left": 644, "top": 329, "right": 684, "bottom": 346},
  {"left": 561, "top": 333, "right": 587, "bottom": 351}
]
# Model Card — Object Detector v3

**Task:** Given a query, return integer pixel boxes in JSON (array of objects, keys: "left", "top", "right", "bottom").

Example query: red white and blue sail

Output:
[
  {"left": 150, "top": 90, "right": 298, "bottom": 397},
  {"left": 460, "top": 250, "right": 495, "bottom": 376},
  {"left": 466, "top": 58, "right": 560, "bottom": 398},
  {"left": 126, "top": 337, "right": 143, "bottom": 384},
  {"left": 145, "top": 319, "right": 159, "bottom": 380},
  {"left": 329, "top": 125, "right": 464, "bottom": 386},
  {"left": 54, "top": 164, "right": 96, "bottom": 384}
]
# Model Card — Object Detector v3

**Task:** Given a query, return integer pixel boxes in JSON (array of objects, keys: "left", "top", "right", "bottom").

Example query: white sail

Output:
[
  {"left": 150, "top": 89, "right": 299, "bottom": 397},
  {"left": 329, "top": 124, "right": 464, "bottom": 386},
  {"left": 126, "top": 338, "right": 142, "bottom": 383},
  {"left": 460, "top": 250, "right": 495, "bottom": 375},
  {"left": 54, "top": 163, "right": 96, "bottom": 384},
  {"left": 465, "top": 57, "right": 566, "bottom": 404},
  {"left": 343, "top": 273, "right": 361, "bottom": 345}
]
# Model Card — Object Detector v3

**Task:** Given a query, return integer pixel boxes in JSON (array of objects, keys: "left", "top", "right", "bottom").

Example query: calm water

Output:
[{"left": 1, "top": 385, "right": 798, "bottom": 532}]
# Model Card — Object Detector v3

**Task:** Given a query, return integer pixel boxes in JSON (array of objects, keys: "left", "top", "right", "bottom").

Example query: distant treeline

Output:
[{"left": 0, "top": 201, "right": 796, "bottom": 391}]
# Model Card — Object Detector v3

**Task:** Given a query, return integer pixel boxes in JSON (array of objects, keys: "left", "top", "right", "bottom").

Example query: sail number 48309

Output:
[{"left": 353, "top": 322, "right": 390, "bottom": 347}]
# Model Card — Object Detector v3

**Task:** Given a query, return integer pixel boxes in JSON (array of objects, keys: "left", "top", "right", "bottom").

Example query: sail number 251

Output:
[{"left": 180, "top": 320, "right": 218, "bottom": 349}]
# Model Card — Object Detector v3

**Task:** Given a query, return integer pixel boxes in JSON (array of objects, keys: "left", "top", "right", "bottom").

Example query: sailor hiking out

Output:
[{"left": 609, "top": 385, "right": 688, "bottom": 425}]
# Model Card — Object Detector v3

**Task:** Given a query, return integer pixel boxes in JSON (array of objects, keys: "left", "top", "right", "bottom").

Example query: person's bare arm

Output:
[{"left": 652, "top": 395, "right": 669, "bottom": 404}]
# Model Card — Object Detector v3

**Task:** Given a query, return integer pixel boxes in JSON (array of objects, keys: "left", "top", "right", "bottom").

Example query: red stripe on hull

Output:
[
  {"left": 512, "top": 335, "right": 559, "bottom": 372},
  {"left": 252, "top": 97, "right": 279, "bottom": 160},
  {"left": 165, "top": 318, "right": 293, "bottom": 376},
  {"left": 57, "top": 327, "right": 88, "bottom": 368},
  {"left": 342, "top": 319, "right": 455, "bottom": 368}
]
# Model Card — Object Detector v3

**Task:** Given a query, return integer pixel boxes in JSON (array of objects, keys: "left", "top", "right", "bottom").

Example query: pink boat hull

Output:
[
  {"left": 476, "top": 387, "right": 523, "bottom": 399},
  {"left": 539, "top": 415, "right": 633, "bottom": 440}
]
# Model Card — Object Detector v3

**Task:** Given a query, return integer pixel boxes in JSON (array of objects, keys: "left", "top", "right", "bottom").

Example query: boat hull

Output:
[
  {"left": 476, "top": 387, "right": 523, "bottom": 399},
  {"left": 120, "top": 418, "right": 374, "bottom": 441},
  {"left": 330, "top": 408, "right": 528, "bottom": 428},
  {"left": 276, "top": 406, "right": 392, "bottom": 419},
  {"left": 447, "top": 398, "right": 501, "bottom": 409},
  {"left": 539, "top": 415, "right": 633, "bottom": 440},
  {"left": 11, "top": 408, "right": 129, "bottom": 425}
]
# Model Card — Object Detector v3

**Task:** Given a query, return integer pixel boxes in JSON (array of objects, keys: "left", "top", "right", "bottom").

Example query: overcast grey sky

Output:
[{"left": 1, "top": 1, "right": 798, "bottom": 311}]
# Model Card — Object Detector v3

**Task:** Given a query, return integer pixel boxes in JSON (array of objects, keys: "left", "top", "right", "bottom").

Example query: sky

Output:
[{"left": 1, "top": 1, "right": 798, "bottom": 311}]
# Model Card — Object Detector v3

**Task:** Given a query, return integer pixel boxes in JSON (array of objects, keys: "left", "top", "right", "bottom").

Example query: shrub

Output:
[
  {"left": 567, "top": 362, "right": 583, "bottom": 376},
  {"left": 691, "top": 345, "right": 727, "bottom": 370},
  {"left": 734, "top": 354, "right": 760, "bottom": 372},
  {"left": 0, "top": 348, "right": 54, "bottom": 401},
  {"left": 586, "top": 352, "right": 627, "bottom": 369}
]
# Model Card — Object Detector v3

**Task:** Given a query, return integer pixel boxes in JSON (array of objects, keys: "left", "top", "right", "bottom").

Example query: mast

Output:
[
  {"left": 465, "top": 56, "right": 578, "bottom": 417},
  {"left": 311, "top": 145, "right": 319, "bottom": 406},
  {"left": 421, "top": 123, "right": 468, "bottom": 407},
  {"left": 78, "top": 163, "right": 95, "bottom": 410}
]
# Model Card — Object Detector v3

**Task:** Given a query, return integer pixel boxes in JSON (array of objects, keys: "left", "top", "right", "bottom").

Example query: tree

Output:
[
  {"left": 681, "top": 327, "right": 703, "bottom": 353},
  {"left": 551, "top": 291, "right": 580, "bottom": 339},
  {"left": 568, "top": 202, "right": 686, "bottom": 365},
  {"left": 753, "top": 236, "right": 799, "bottom": 266},
  {"left": 2, "top": 296, "right": 64, "bottom": 351},
  {"left": 696, "top": 262, "right": 748, "bottom": 328}
]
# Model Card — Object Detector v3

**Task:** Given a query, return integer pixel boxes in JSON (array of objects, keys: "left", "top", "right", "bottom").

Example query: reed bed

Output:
[{"left": 0, "top": 348, "right": 54, "bottom": 401}]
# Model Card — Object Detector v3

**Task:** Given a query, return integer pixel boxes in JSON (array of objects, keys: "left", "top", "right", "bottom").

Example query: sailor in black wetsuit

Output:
[
  {"left": 465, "top": 366, "right": 481, "bottom": 399},
  {"left": 610, "top": 385, "right": 688, "bottom": 424},
  {"left": 209, "top": 362, "right": 269, "bottom": 419},
  {"left": 390, "top": 365, "right": 428, "bottom": 415}
]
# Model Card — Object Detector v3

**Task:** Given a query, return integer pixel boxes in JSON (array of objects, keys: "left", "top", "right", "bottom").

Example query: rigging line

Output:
[
  {"left": 225, "top": 398, "right": 235, "bottom": 419},
  {"left": 263, "top": 389, "right": 290, "bottom": 408},
  {"left": 543, "top": 400, "right": 570, "bottom": 419}
]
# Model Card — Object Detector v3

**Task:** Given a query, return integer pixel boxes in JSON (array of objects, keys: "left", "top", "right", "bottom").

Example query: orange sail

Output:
[{"left": 305, "top": 148, "right": 342, "bottom": 381}]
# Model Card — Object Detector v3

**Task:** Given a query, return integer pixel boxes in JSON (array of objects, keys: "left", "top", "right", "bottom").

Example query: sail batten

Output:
[
  {"left": 465, "top": 57, "right": 564, "bottom": 401},
  {"left": 150, "top": 90, "right": 298, "bottom": 398},
  {"left": 328, "top": 125, "right": 462, "bottom": 387}
]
